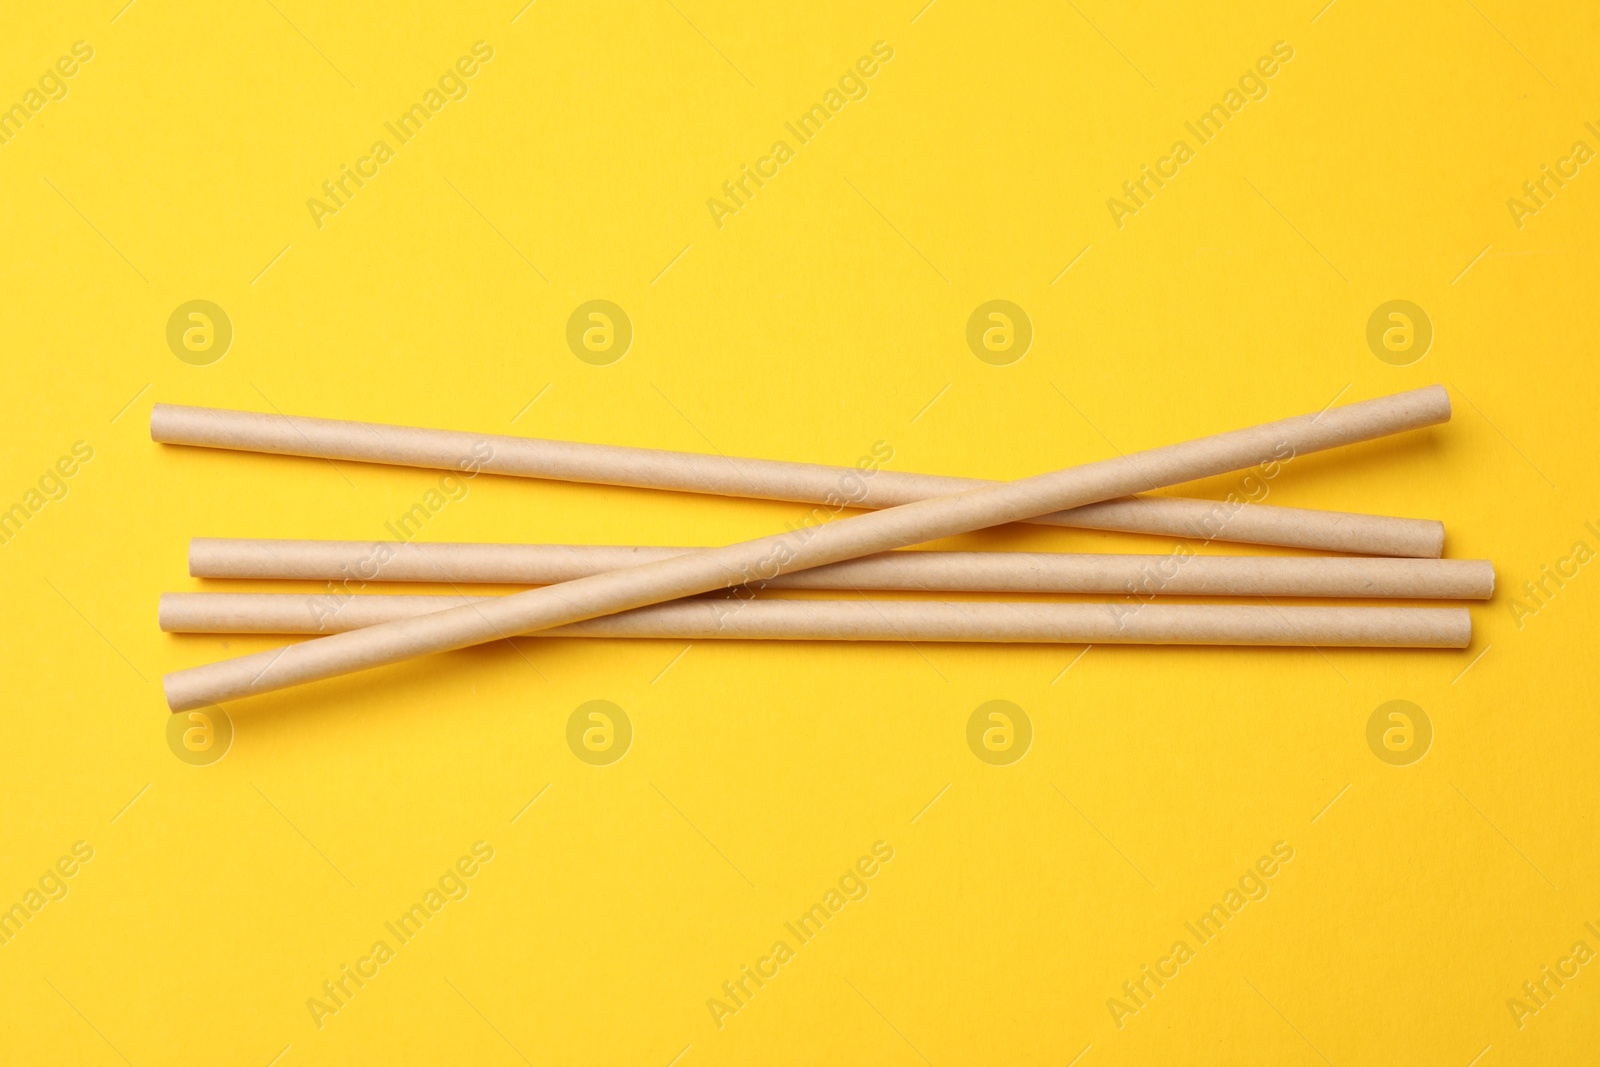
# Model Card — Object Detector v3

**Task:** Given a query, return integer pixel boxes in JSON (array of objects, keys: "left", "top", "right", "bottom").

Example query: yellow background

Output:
[{"left": 2, "top": 0, "right": 1597, "bottom": 1063}]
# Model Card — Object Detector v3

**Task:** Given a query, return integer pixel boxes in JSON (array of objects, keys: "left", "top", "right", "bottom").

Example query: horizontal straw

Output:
[
  {"left": 188, "top": 539, "right": 1496, "bottom": 599},
  {"left": 151, "top": 403, "right": 1445, "bottom": 557},
  {"left": 158, "top": 594, "right": 1470, "bottom": 646},
  {"left": 160, "top": 385, "right": 1453, "bottom": 710}
]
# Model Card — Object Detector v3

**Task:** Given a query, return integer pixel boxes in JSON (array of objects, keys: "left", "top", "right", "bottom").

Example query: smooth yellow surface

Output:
[{"left": 2, "top": 1, "right": 1597, "bottom": 1063}]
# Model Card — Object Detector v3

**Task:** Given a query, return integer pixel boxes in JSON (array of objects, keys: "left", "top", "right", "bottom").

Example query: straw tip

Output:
[
  {"left": 1429, "top": 384, "right": 1452, "bottom": 419},
  {"left": 1449, "top": 608, "right": 1473, "bottom": 648},
  {"left": 149, "top": 402, "right": 175, "bottom": 441},
  {"left": 157, "top": 592, "right": 177, "bottom": 632},
  {"left": 163, "top": 672, "right": 210, "bottom": 713},
  {"left": 1423, "top": 519, "right": 1447, "bottom": 558}
]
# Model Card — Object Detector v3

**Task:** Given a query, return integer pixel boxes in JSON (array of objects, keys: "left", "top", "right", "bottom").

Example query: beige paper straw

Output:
[
  {"left": 188, "top": 539, "right": 1495, "bottom": 599},
  {"left": 151, "top": 403, "right": 1444, "bottom": 556},
  {"left": 1041, "top": 497, "right": 1441, "bottom": 555},
  {"left": 158, "top": 594, "right": 1469, "bottom": 646},
  {"left": 161, "top": 386, "right": 1451, "bottom": 710}
]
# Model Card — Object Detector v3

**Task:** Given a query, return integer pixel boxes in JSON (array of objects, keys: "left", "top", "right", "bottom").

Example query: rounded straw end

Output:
[
  {"left": 158, "top": 593, "right": 178, "bottom": 632},
  {"left": 164, "top": 669, "right": 211, "bottom": 713}
]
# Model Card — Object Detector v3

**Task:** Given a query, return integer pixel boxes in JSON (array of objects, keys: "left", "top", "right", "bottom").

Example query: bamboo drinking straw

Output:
[
  {"left": 162, "top": 385, "right": 1452, "bottom": 710},
  {"left": 187, "top": 538, "right": 1496, "bottom": 599},
  {"left": 158, "top": 594, "right": 1470, "bottom": 646},
  {"left": 151, "top": 403, "right": 1445, "bottom": 556}
]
